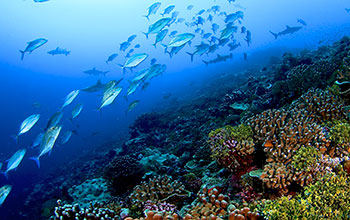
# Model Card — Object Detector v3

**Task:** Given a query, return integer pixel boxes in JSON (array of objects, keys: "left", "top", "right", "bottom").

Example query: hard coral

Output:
[
  {"left": 208, "top": 125, "right": 255, "bottom": 174},
  {"left": 103, "top": 155, "right": 144, "bottom": 195}
]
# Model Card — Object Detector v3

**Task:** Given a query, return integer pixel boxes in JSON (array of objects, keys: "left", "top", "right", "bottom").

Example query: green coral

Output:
[
  {"left": 208, "top": 124, "right": 253, "bottom": 142},
  {"left": 260, "top": 172, "right": 350, "bottom": 220},
  {"left": 330, "top": 120, "right": 350, "bottom": 147},
  {"left": 291, "top": 146, "right": 321, "bottom": 172}
]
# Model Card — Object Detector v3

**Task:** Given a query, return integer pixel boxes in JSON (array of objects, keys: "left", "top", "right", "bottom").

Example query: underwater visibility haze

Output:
[{"left": 1, "top": 0, "right": 350, "bottom": 219}]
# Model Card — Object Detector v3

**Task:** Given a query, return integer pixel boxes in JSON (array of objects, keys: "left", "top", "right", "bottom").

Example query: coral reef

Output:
[{"left": 103, "top": 155, "right": 145, "bottom": 195}]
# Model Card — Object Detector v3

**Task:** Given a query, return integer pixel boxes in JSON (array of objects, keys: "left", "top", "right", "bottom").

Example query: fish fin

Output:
[
  {"left": 11, "top": 135, "right": 19, "bottom": 145},
  {"left": 269, "top": 31, "right": 278, "bottom": 39},
  {"left": 19, "top": 50, "right": 25, "bottom": 61},
  {"left": 203, "top": 60, "right": 209, "bottom": 67},
  {"left": 186, "top": 52, "right": 195, "bottom": 62},
  {"left": 286, "top": 25, "right": 290, "bottom": 29},
  {"left": 153, "top": 43, "right": 157, "bottom": 48},
  {"left": 143, "top": 15, "right": 150, "bottom": 21},
  {"left": 142, "top": 32, "right": 149, "bottom": 39},
  {"left": 1, "top": 171, "right": 8, "bottom": 180},
  {"left": 29, "top": 157, "right": 40, "bottom": 168}
]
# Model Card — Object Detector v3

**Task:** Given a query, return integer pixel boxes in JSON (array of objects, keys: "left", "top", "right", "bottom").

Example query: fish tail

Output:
[
  {"left": 142, "top": 32, "right": 149, "bottom": 39},
  {"left": 143, "top": 15, "right": 150, "bottom": 21},
  {"left": 203, "top": 60, "right": 209, "bottom": 67},
  {"left": 153, "top": 43, "right": 157, "bottom": 48},
  {"left": 29, "top": 157, "right": 40, "bottom": 168},
  {"left": 117, "top": 64, "right": 126, "bottom": 74},
  {"left": 269, "top": 31, "right": 278, "bottom": 39},
  {"left": 186, "top": 52, "right": 195, "bottom": 62},
  {"left": 166, "top": 51, "right": 172, "bottom": 58},
  {"left": 19, "top": 50, "right": 25, "bottom": 61}
]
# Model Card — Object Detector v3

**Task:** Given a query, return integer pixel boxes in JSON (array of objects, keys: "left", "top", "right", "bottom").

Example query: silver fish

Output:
[
  {"left": 0, "top": 185, "right": 12, "bottom": 207},
  {"left": 62, "top": 90, "right": 79, "bottom": 109},
  {"left": 30, "top": 125, "right": 62, "bottom": 168},
  {"left": 167, "top": 33, "right": 195, "bottom": 48},
  {"left": 127, "top": 100, "right": 140, "bottom": 113},
  {"left": 20, "top": 38, "right": 48, "bottom": 60},
  {"left": 143, "top": 18, "right": 171, "bottom": 39},
  {"left": 71, "top": 104, "right": 83, "bottom": 120},
  {"left": 119, "top": 53, "right": 148, "bottom": 73},
  {"left": 31, "top": 133, "right": 44, "bottom": 148},
  {"left": 144, "top": 2, "right": 161, "bottom": 21},
  {"left": 127, "top": 35, "right": 137, "bottom": 43},
  {"left": 220, "top": 25, "right": 238, "bottom": 40},
  {"left": 61, "top": 131, "right": 72, "bottom": 145},
  {"left": 15, "top": 114, "right": 40, "bottom": 143},
  {"left": 2, "top": 149, "right": 26, "bottom": 178},
  {"left": 45, "top": 111, "right": 63, "bottom": 130},
  {"left": 99, "top": 87, "right": 122, "bottom": 111},
  {"left": 127, "top": 81, "right": 142, "bottom": 96},
  {"left": 153, "top": 29, "right": 169, "bottom": 48},
  {"left": 106, "top": 53, "right": 118, "bottom": 64},
  {"left": 161, "top": 5, "right": 175, "bottom": 16}
]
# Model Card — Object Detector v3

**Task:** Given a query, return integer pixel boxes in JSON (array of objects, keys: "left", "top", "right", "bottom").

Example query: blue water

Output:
[{"left": 0, "top": 0, "right": 349, "bottom": 219}]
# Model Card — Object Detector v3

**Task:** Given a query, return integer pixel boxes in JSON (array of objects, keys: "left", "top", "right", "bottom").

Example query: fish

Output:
[
  {"left": 14, "top": 114, "right": 40, "bottom": 143},
  {"left": 220, "top": 25, "right": 238, "bottom": 40},
  {"left": 120, "top": 41, "right": 131, "bottom": 52},
  {"left": 29, "top": 125, "right": 62, "bottom": 168},
  {"left": 153, "top": 29, "right": 168, "bottom": 48},
  {"left": 167, "top": 11, "right": 179, "bottom": 27},
  {"left": 203, "top": 53, "right": 233, "bottom": 66},
  {"left": 187, "top": 5, "right": 194, "bottom": 11},
  {"left": 134, "top": 44, "right": 141, "bottom": 49},
  {"left": 207, "top": 44, "right": 219, "bottom": 54},
  {"left": 150, "top": 58, "right": 157, "bottom": 65},
  {"left": 20, "top": 38, "right": 48, "bottom": 60},
  {"left": 218, "top": 38, "right": 230, "bottom": 47},
  {"left": 195, "top": 28, "right": 202, "bottom": 34},
  {"left": 197, "top": 9, "right": 205, "bottom": 15},
  {"left": 126, "top": 81, "right": 142, "bottom": 96},
  {"left": 241, "top": 26, "right": 246, "bottom": 34},
  {"left": 127, "top": 35, "right": 137, "bottom": 43},
  {"left": 99, "top": 87, "right": 122, "bottom": 111},
  {"left": 126, "top": 49, "right": 135, "bottom": 58},
  {"left": 219, "top": 12, "right": 227, "bottom": 17},
  {"left": 2, "top": 149, "right": 26, "bottom": 179},
  {"left": 346, "top": 8, "right": 350, "bottom": 13},
  {"left": 297, "top": 18, "right": 307, "bottom": 26},
  {"left": 195, "top": 16, "right": 205, "bottom": 26},
  {"left": 211, "top": 5, "right": 220, "bottom": 14},
  {"left": 161, "top": 5, "right": 175, "bottom": 16},
  {"left": 166, "top": 33, "right": 195, "bottom": 48},
  {"left": 166, "top": 44, "right": 185, "bottom": 58},
  {"left": 144, "top": 2, "right": 161, "bottom": 21},
  {"left": 243, "top": 52, "right": 248, "bottom": 60},
  {"left": 0, "top": 185, "right": 12, "bottom": 207},
  {"left": 143, "top": 18, "right": 171, "bottom": 39},
  {"left": 207, "top": 14, "right": 213, "bottom": 23},
  {"left": 132, "top": 68, "right": 149, "bottom": 83},
  {"left": 60, "top": 131, "right": 72, "bottom": 145},
  {"left": 228, "top": 42, "right": 241, "bottom": 51},
  {"left": 203, "top": 33, "right": 212, "bottom": 39},
  {"left": 119, "top": 53, "right": 148, "bottom": 73},
  {"left": 186, "top": 42, "right": 210, "bottom": 62},
  {"left": 45, "top": 112, "right": 63, "bottom": 130},
  {"left": 212, "top": 23, "right": 219, "bottom": 34},
  {"left": 176, "top": 18, "right": 185, "bottom": 24},
  {"left": 71, "top": 104, "right": 83, "bottom": 120},
  {"left": 83, "top": 67, "right": 109, "bottom": 76},
  {"left": 61, "top": 90, "right": 79, "bottom": 109},
  {"left": 127, "top": 100, "right": 140, "bottom": 113},
  {"left": 169, "top": 31, "right": 178, "bottom": 38},
  {"left": 31, "top": 133, "right": 44, "bottom": 149},
  {"left": 245, "top": 30, "right": 252, "bottom": 46},
  {"left": 210, "top": 36, "right": 218, "bottom": 44},
  {"left": 106, "top": 53, "right": 118, "bottom": 64},
  {"left": 143, "top": 64, "right": 166, "bottom": 81},
  {"left": 82, "top": 79, "right": 105, "bottom": 93},
  {"left": 47, "top": 47, "right": 70, "bottom": 56},
  {"left": 225, "top": 11, "right": 244, "bottom": 23},
  {"left": 269, "top": 25, "right": 302, "bottom": 39}
]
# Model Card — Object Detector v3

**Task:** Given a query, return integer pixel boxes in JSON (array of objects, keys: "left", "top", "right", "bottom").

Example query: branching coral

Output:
[
  {"left": 208, "top": 125, "right": 255, "bottom": 174},
  {"left": 329, "top": 120, "right": 350, "bottom": 157}
]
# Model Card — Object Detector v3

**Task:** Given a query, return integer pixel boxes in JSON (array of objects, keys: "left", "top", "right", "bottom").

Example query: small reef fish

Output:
[
  {"left": 47, "top": 47, "right": 70, "bottom": 56},
  {"left": 203, "top": 53, "right": 233, "bottom": 66},
  {"left": 143, "top": 17, "right": 171, "bottom": 39},
  {"left": 153, "top": 29, "right": 169, "bottom": 48},
  {"left": 71, "top": 104, "right": 83, "bottom": 120},
  {"left": 167, "top": 33, "right": 195, "bottom": 48},
  {"left": 60, "top": 131, "right": 72, "bottom": 145},
  {"left": 297, "top": 18, "right": 307, "bottom": 26},
  {"left": 144, "top": 2, "right": 161, "bottom": 21},
  {"left": 161, "top": 5, "right": 175, "bottom": 16},
  {"left": 127, "top": 100, "right": 140, "bottom": 113},
  {"left": 20, "top": 38, "right": 48, "bottom": 60},
  {"left": 119, "top": 53, "right": 148, "bottom": 73},
  {"left": 15, "top": 114, "right": 40, "bottom": 143},
  {"left": 0, "top": 185, "right": 12, "bottom": 207},
  {"left": 45, "top": 111, "right": 63, "bottom": 130},
  {"left": 127, "top": 35, "right": 137, "bottom": 43},
  {"left": 269, "top": 25, "right": 302, "bottom": 39},
  {"left": 30, "top": 125, "right": 62, "bottom": 168},
  {"left": 106, "top": 53, "right": 118, "bottom": 64},
  {"left": 83, "top": 67, "right": 109, "bottom": 76},
  {"left": 2, "top": 149, "right": 26, "bottom": 179},
  {"left": 61, "top": 90, "right": 79, "bottom": 109},
  {"left": 82, "top": 79, "right": 105, "bottom": 93}
]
